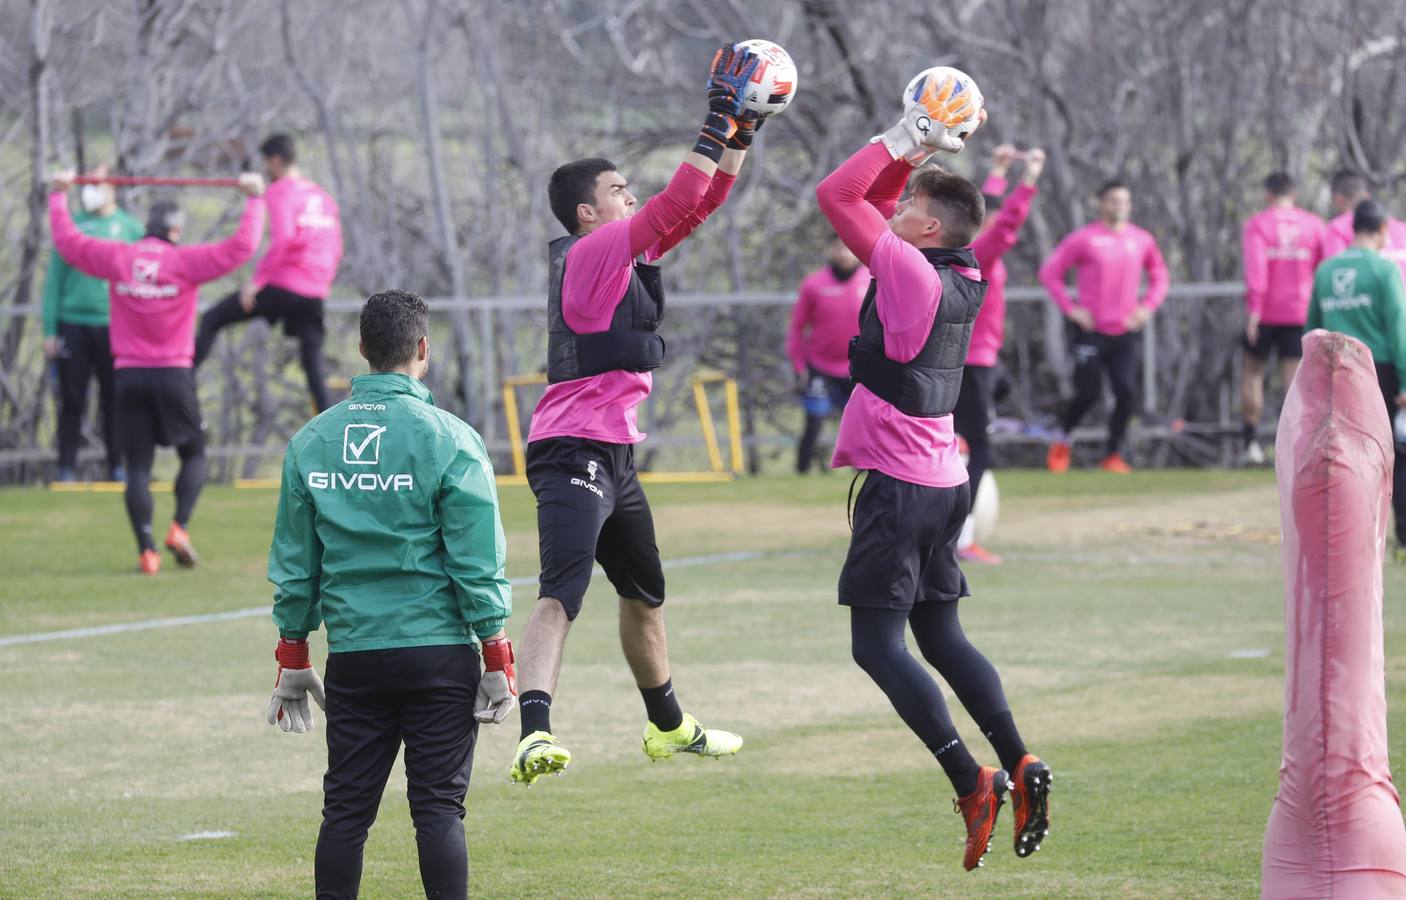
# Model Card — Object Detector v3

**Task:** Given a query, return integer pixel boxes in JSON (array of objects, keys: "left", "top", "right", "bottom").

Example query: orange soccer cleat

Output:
[
  {"left": 138, "top": 549, "right": 161, "bottom": 575},
  {"left": 1046, "top": 441, "right": 1072, "bottom": 474},
  {"left": 164, "top": 522, "right": 199, "bottom": 568},
  {"left": 955, "top": 766, "right": 1010, "bottom": 871},
  {"left": 1010, "top": 754, "right": 1052, "bottom": 858},
  {"left": 1098, "top": 453, "right": 1132, "bottom": 474},
  {"left": 959, "top": 543, "right": 1004, "bottom": 565}
]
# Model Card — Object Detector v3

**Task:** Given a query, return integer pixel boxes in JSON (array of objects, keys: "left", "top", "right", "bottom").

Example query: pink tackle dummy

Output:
[{"left": 1262, "top": 329, "right": 1406, "bottom": 899}]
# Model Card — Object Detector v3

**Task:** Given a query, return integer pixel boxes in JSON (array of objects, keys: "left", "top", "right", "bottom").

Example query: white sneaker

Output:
[{"left": 1241, "top": 442, "right": 1266, "bottom": 466}]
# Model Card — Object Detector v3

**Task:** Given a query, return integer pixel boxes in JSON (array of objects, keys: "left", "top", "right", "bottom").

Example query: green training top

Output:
[
  {"left": 1308, "top": 247, "right": 1406, "bottom": 383},
  {"left": 269, "top": 372, "right": 512, "bottom": 653},
  {"left": 41, "top": 206, "right": 144, "bottom": 335}
]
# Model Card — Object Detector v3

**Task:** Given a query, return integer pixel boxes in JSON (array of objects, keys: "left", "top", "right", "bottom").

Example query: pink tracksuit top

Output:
[
  {"left": 1241, "top": 205, "right": 1325, "bottom": 326},
  {"left": 1038, "top": 222, "right": 1169, "bottom": 335},
  {"left": 1321, "top": 211, "right": 1406, "bottom": 277},
  {"left": 967, "top": 177, "right": 1037, "bottom": 366},
  {"left": 786, "top": 264, "right": 869, "bottom": 378},
  {"left": 252, "top": 176, "right": 343, "bottom": 298},
  {"left": 50, "top": 192, "right": 265, "bottom": 369}
]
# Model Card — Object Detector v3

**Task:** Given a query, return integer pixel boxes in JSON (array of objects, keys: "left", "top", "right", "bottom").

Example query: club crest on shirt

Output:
[
  {"left": 1277, "top": 222, "right": 1299, "bottom": 248},
  {"left": 1332, "top": 269, "right": 1356, "bottom": 297},
  {"left": 133, "top": 259, "right": 161, "bottom": 284}
]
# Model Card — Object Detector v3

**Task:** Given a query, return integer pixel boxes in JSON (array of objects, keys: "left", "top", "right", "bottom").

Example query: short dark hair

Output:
[
  {"left": 1097, "top": 180, "right": 1128, "bottom": 198},
  {"left": 259, "top": 133, "right": 297, "bottom": 164},
  {"left": 360, "top": 290, "right": 429, "bottom": 371},
  {"left": 1331, "top": 169, "right": 1368, "bottom": 201},
  {"left": 1263, "top": 172, "right": 1295, "bottom": 197},
  {"left": 909, "top": 168, "right": 985, "bottom": 248},
  {"left": 548, "top": 157, "right": 616, "bottom": 234},
  {"left": 145, "top": 200, "right": 185, "bottom": 239},
  {"left": 1352, "top": 199, "right": 1388, "bottom": 235}
]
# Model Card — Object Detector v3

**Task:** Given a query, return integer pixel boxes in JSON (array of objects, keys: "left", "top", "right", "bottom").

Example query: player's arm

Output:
[
  {"left": 1379, "top": 262, "right": 1406, "bottom": 394},
  {"left": 47, "top": 175, "right": 124, "bottom": 283},
  {"left": 1305, "top": 270, "right": 1325, "bottom": 331},
  {"left": 40, "top": 246, "right": 68, "bottom": 348},
  {"left": 266, "top": 445, "right": 326, "bottom": 734},
  {"left": 1038, "top": 233, "right": 1080, "bottom": 316},
  {"left": 438, "top": 425, "right": 516, "bottom": 724},
  {"left": 1140, "top": 237, "right": 1170, "bottom": 311},
  {"left": 1242, "top": 220, "right": 1267, "bottom": 327},
  {"left": 817, "top": 143, "right": 913, "bottom": 266},
  {"left": 647, "top": 153, "right": 742, "bottom": 260},
  {"left": 250, "top": 181, "right": 292, "bottom": 291},
  {"left": 179, "top": 177, "right": 266, "bottom": 284},
  {"left": 973, "top": 150, "right": 1043, "bottom": 263},
  {"left": 786, "top": 280, "right": 813, "bottom": 376}
]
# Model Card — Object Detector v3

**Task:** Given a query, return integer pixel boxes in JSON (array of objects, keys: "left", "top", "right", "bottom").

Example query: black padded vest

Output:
[{"left": 546, "top": 234, "right": 666, "bottom": 383}]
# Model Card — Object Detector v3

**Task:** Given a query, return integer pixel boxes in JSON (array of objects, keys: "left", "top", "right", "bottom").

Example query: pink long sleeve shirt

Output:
[
  {"left": 1241, "top": 206, "right": 1324, "bottom": 326},
  {"left": 1321, "top": 211, "right": 1406, "bottom": 277},
  {"left": 1038, "top": 222, "right": 1169, "bottom": 335},
  {"left": 785, "top": 264, "right": 869, "bottom": 378},
  {"left": 528, "top": 164, "right": 734, "bottom": 445},
  {"left": 252, "top": 176, "right": 343, "bottom": 298},
  {"left": 50, "top": 192, "right": 265, "bottom": 369},
  {"left": 967, "top": 179, "right": 1037, "bottom": 366},
  {"left": 815, "top": 142, "right": 970, "bottom": 488}
]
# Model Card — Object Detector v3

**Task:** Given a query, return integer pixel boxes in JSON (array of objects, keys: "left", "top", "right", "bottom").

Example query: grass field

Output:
[{"left": 2, "top": 469, "right": 1405, "bottom": 898}]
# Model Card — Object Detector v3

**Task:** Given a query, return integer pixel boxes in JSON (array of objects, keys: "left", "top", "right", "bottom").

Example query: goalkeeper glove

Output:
[
  {"left": 874, "top": 71, "right": 982, "bottom": 160},
  {"left": 695, "top": 45, "right": 759, "bottom": 162},
  {"left": 267, "top": 638, "right": 325, "bottom": 734},
  {"left": 474, "top": 635, "right": 518, "bottom": 724}
]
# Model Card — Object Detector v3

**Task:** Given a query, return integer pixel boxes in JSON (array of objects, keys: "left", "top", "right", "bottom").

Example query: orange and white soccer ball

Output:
[
  {"left": 735, "top": 39, "right": 798, "bottom": 117},
  {"left": 903, "top": 66, "right": 983, "bottom": 140}
]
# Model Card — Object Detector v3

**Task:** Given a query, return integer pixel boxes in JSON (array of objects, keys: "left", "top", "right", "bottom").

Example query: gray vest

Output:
[
  {"left": 849, "top": 247, "right": 987, "bottom": 417},
  {"left": 545, "top": 234, "right": 666, "bottom": 384}
]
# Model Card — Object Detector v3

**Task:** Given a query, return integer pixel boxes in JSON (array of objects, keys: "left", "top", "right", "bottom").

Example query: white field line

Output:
[{"left": 0, "top": 549, "right": 807, "bottom": 648}]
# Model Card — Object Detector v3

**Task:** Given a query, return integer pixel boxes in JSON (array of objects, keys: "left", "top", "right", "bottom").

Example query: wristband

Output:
[
  {"left": 694, "top": 112, "right": 736, "bottom": 163},
  {"left": 482, "top": 636, "right": 514, "bottom": 673},
  {"left": 274, "top": 637, "right": 311, "bottom": 669}
]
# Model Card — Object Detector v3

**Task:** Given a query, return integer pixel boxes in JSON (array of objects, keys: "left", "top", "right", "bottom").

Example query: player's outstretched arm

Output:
[
  {"left": 179, "top": 173, "right": 267, "bottom": 284},
  {"left": 47, "top": 171, "right": 125, "bottom": 283}
]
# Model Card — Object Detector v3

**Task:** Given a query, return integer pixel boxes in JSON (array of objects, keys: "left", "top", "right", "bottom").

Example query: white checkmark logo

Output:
[{"left": 343, "top": 425, "right": 387, "bottom": 465}]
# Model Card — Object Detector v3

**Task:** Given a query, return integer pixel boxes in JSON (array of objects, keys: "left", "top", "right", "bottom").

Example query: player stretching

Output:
[
  {"left": 511, "top": 45, "right": 768, "bottom": 784},
  {"left": 1039, "top": 181, "right": 1169, "bottom": 472},
  {"left": 1238, "top": 172, "right": 1324, "bottom": 465},
  {"left": 1321, "top": 170, "right": 1406, "bottom": 270},
  {"left": 787, "top": 237, "right": 867, "bottom": 473},
  {"left": 49, "top": 170, "right": 265, "bottom": 573},
  {"left": 195, "top": 134, "right": 343, "bottom": 412},
  {"left": 955, "top": 144, "right": 1045, "bottom": 564},
  {"left": 816, "top": 72, "right": 1049, "bottom": 871}
]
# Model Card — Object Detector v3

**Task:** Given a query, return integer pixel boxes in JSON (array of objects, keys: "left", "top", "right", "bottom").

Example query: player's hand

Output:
[
  {"left": 1245, "top": 314, "right": 1260, "bottom": 345},
  {"left": 728, "top": 113, "right": 765, "bottom": 150},
  {"left": 794, "top": 370, "right": 808, "bottom": 393},
  {"left": 43, "top": 337, "right": 60, "bottom": 360},
  {"left": 474, "top": 634, "right": 517, "bottom": 724},
  {"left": 239, "top": 283, "right": 258, "bottom": 313},
  {"left": 1125, "top": 306, "right": 1152, "bottom": 332},
  {"left": 706, "top": 45, "right": 759, "bottom": 118},
  {"left": 238, "top": 172, "right": 266, "bottom": 197},
  {"left": 267, "top": 638, "right": 325, "bottom": 734},
  {"left": 1022, "top": 148, "right": 1047, "bottom": 184},
  {"left": 911, "top": 73, "right": 983, "bottom": 153},
  {"left": 1068, "top": 307, "right": 1095, "bottom": 331},
  {"left": 50, "top": 170, "right": 75, "bottom": 193},
  {"left": 991, "top": 144, "right": 1018, "bottom": 175}
]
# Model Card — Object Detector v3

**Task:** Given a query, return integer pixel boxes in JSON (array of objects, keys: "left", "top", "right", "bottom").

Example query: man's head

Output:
[
  {"left": 827, "top": 236, "right": 859, "bottom": 273},
  {"left": 259, "top": 133, "right": 297, "bottom": 181},
  {"left": 80, "top": 164, "right": 116, "bottom": 215},
  {"left": 1097, "top": 180, "right": 1132, "bottom": 226},
  {"left": 548, "top": 158, "right": 635, "bottom": 234},
  {"left": 359, "top": 289, "right": 430, "bottom": 378},
  {"left": 1352, "top": 199, "right": 1389, "bottom": 249},
  {"left": 1331, "top": 169, "right": 1369, "bottom": 213},
  {"left": 145, "top": 200, "right": 185, "bottom": 242},
  {"left": 1263, "top": 171, "right": 1295, "bottom": 205},
  {"left": 889, "top": 167, "right": 985, "bottom": 249}
]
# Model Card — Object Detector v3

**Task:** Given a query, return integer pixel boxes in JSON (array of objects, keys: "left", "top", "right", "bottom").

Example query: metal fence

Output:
[{"left": 0, "top": 281, "right": 1261, "bottom": 483}]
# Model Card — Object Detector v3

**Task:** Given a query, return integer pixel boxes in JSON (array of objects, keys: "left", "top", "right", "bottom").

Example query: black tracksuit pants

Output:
[
  {"left": 55, "top": 322, "right": 118, "bottom": 473},
  {"left": 317, "top": 644, "right": 481, "bottom": 900}
]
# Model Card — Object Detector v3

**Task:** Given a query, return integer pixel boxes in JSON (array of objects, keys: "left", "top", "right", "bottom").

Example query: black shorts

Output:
[
  {"left": 526, "top": 437, "right": 665, "bottom": 619},
  {"left": 254, "top": 285, "right": 325, "bottom": 338},
  {"left": 115, "top": 367, "right": 204, "bottom": 451},
  {"left": 838, "top": 471, "right": 970, "bottom": 610},
  {"left": 1242, "top": 323, "right": 1304, "bottom": 360}
]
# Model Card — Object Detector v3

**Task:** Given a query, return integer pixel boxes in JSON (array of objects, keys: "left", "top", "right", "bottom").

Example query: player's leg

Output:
[
  {"left": 954, "top": 366, "right": 1000, "bottom": 564},
  {"left": 115, "top": 371, "right": 159, "bottom": 570},
  {"left": 1240, "top": 326, "right": 1271, "bottom": 463},
  {"left": 398, "top": 644, "right": 479, "bottom": 899},
  {"left": 316, "top": 649, "right": 404, "bottom": 900},
  {"left": 1378, "top": 364, "right": 1406, "bottom": 553},
  {"left": 1277, "top": 325, "right": 1304, "bottom": 401},
  {"left": 163, "top": 370, "right": 206, "bottom": 567},
  {"left": 796, "top": 369, "right": 831, "bottom": 473},
  {"left": 1049, "top": 333, "right": 1102, "bottom": 471},
  {"left": 273, "top": 288, "right": 333, "bottom": 413},
  {"left": 1101, "top": 333, "right": 1138, "bottom": 471},
  {"left": 192, "top": 289, "right": 256, "bottom": 368},
  {"left": 91, "top": 326, "right": 121, "bottom": 480},
  {"left": 54, "top": 322, "right": 90, "bottom": 480},
  {"left": 513, "top": 438, "right": 611, "bottom": 783},
  {"left": 603, "top": 446, "right": 741, "bottom": 759}
]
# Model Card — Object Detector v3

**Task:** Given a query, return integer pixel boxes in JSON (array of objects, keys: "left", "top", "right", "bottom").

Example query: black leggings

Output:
[
  {"left": 195, "top": 287, "right": 331, "bottom": 412},
  {"left": 1378, "top": 364, "right": 1406, "bottom": 548},
  {"left": 850, "top": 603, "right": 1026, "bottom": 793},
  {"left": 55, "top": 322, "right": 118, "bottom": 472},
  {"left": 124, "top": 433, "right": 206, "bottom": 553},
  {"left": 952, "top": 365, "right": 996, "bottom": 506},
  {"left": 1061, "top": 330, "right": 1139, "bottom": 457}
]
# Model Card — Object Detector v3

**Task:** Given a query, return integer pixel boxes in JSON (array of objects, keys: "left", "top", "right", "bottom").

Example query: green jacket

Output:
[
  {"left": 1308, "top": 247, "right": 1406, "bottom": 383},
  {"left": 269, "top": 373, "right": 511, "bottom": 653},
  {"left": 41, "top": 206, "right": 144, "bottom": 335}
]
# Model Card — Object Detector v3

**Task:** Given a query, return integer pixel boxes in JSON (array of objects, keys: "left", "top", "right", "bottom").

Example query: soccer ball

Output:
[
  {"left": 902, "top": 66, "right": 983, "bottom": 139},
  {"left": 734, "top": 39, "right": 798, "bottom": 117}
]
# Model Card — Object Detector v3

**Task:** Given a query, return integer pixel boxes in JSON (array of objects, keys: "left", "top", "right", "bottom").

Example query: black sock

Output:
[
  {"left": 519, "top": 691, "right": 552, "bottom": 739},
  {"left": 978, "top": 711, "right": 1028, "bottom": 774},
  {"left": 638, "top": 679, "right": 683, "bottom": 732},
  {"left": 1242, "top": 423, "right": 1257, "bottom": 448},
  {"left": 932, "top": 733, "right": 982, "bottom": 797}
]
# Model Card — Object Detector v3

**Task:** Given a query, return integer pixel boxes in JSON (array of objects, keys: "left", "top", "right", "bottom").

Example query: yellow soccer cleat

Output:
[
  {"left": 642, "top": 713, "right": 743, "bottom": 761},
  {"left": 510, "top": 731, "right": 571, "bottom": 786}
]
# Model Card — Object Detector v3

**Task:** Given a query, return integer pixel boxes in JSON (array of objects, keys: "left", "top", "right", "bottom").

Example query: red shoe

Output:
[
  {"left": 164, "top": 522, "right": 199, "bottom": 568},
  {"left": 138, "top": 549, "right": 161, "bottom": 575},
  {"left": 1010, "top": 754, "right": 1052, "bottom": 857},
  {"left": 958, "top": 543, "right": 1003, "bottom": 565},
  {"left": 1045, "top": 441, "right": 1071, "bottom": 474},
  {"left": 1098, "top": 453, "right": 1132, "bottom": 474},
  {"left": 955, "top": 766, "right": 1010, "bottom": 871}
]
